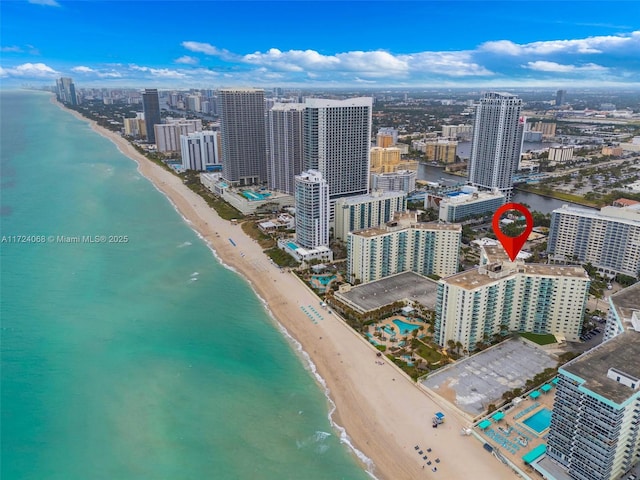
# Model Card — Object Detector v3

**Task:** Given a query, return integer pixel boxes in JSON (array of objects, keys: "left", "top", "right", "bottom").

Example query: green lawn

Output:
[
  {"left": 520, "top": 332, "right": 557, "bottom": 345},
  {"left": 412, "top": 340, "right": 443, "bottom": 363}
]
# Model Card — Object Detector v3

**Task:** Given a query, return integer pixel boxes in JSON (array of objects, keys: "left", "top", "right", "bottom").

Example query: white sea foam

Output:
[
  {"left": 190, "top": 272, "right": 200, "bottom": 277},
  {"left": 177, "top": 241, "right": 192, "bottom": 248}
]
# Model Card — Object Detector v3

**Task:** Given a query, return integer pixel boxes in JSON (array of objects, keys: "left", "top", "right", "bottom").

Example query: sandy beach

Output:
[{"left": 56, "top": 98, "right": 518, "bottom": 480}]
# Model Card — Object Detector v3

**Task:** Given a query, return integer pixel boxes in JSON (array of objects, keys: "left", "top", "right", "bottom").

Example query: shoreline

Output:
[
  {"left": 514, "top": 185, "right": 599, "bottom": 209},
  {"left": 53, "top": 97, "right": 517, "bottom": 480}
]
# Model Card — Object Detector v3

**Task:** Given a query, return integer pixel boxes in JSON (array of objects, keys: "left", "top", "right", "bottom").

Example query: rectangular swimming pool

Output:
[{"left": 523, "top": 408, "right": 552, "bottom": 433}]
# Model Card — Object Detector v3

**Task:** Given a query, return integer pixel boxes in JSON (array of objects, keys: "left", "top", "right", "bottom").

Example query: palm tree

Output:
[
  {"left": 447, "top": 339, "right": 456, "bottom": 352},
  {"left": 455, "top": 341, "right": 463, "bottom": 355}
]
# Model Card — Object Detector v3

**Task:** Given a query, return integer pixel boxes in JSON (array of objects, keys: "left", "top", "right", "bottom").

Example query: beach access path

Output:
[{"left": 57, "top": 99, "right": 517, "bottom": 480}]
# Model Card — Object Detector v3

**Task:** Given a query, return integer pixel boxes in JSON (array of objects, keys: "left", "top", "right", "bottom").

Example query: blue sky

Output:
[{"left": 1, "top": 1, "right": 639, "bottom": 89}]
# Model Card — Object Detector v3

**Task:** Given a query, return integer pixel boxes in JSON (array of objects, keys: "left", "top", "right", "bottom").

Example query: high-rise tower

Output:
[
  {"left": 142, "top": 89, "right": 161, "bottom": 144},
  {"left": 219, "top": 88, "right": 267, "bottom": 186},
  {"left": 295, "top": 170, "right": 329, "bottom": 249},
  {"left": 467, "top": 92, "right": 524, "bottom": 200},
  {"left": 556, "top": 89, "right": 567, "bottom": 107},
  {"left": 303, "top": 97, "right": 372, "bottom": 211},
  {"left": 267, "top": 103, "right": 305, "bottom": 195}
]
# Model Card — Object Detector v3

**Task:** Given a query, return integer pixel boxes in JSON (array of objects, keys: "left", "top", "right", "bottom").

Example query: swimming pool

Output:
[
  {"left": 241, "top": 190, "right": 272, "bottom": 201},
  {"left": 523, "top": 408, "right": 552, "bottom": 433},
  {"left": 287, "top": 242, "right": 299, "bottom": 251},
  {"left": 312, "top": 275, "right": 336, "bottom": 285},
  {"left": 393, "top": 319, "right": 422, "bottom": 335}
]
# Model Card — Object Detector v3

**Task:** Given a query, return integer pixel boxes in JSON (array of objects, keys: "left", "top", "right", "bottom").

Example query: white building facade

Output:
[
  {"left": 334, "top": 190, "right": 407, "bottom": 242},
  {"left": 303, "top": 97, "right": 372, "bottom": 219},
  {"left": 434, "top": 247, "right": 590, "bottom": 351},
  {"left": 548, "top": 204, "right": 640, "bottom": 278},
  {"left": 370, "top": 170, "right": 417, "bottom": 194},
  {"left": 347, "top": 212, "right": 461, "bottom": 284},
  {"left": 468, "top": 92, "right": 525, "bottom": 200},
  {"left": 180, "top": 131, "right": 220, "bottom": 171},
  {"left": 295, "top": 170, "right": 330, "bottom": 250},
  {"left": 267, "top": 103, "right": 305, "bottom": 195}
]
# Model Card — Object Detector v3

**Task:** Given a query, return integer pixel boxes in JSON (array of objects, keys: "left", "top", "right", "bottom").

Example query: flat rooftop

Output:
[
  {"left": 352, "top": 221, "right": 461, "bottom": 238},
  {"left": 335, "top": 271, "right": 439, "bottom": 312},
  {"left": 444, "top": 263, "right": 589, "bottom": 290},
  {"left": 610, "top": 282, "right": 640, "bottom": 321},
  {"left": 562, "top": 330, "right": 640, "bottom": 404}
]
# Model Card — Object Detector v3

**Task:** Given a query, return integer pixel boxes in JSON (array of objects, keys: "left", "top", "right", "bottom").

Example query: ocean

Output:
[{"left": 0, "top": 91, "right": 371, "bottom": 480}]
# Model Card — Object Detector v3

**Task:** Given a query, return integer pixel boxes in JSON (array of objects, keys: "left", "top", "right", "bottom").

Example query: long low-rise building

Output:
[
  {"left": 548, "top": 203, "right": 640, "bottom": 278},
  {"left": 347, "top": 212, "right": 461, "bottom": 284},
  {"left": 438, "top": 186, "right": 505, "bottom": 223},
  {"left": 434, "top": 246, "right": 590, "bottom": 351},
  {"left": 603, "top": 282, "right": 640, "bottom": 341}
]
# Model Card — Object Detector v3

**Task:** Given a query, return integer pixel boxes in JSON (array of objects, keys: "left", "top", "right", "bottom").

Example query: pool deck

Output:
[
  {"left": 365, "top": 315, "right": 430, "bottom": 349},
  {"left": 473, "top": 386, "right": 556, "bottom": 478}
]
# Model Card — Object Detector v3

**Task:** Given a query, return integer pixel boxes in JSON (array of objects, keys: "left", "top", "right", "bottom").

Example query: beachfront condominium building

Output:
[
  {"left": 347, "top": 212, "right": 461, "bottom": 285},
  {"left": 370, "top": 170, "right": 417, "bottom": 195},
  {"left": 267, "top": 103, "right": 305, "bottom": 195},
  {"left": 548, "top": 204, "right": 640, "bottom": 278},
  {"left": 295, "top": 170, "right": 329, "bottom": 250},
  {"left": 56, "top": 77, "right": 78, "bottom": 106},
  {"left": 142, "top": 89, "right": 161, "bottom": 144},
  {"left": 438, "top": 187, "right": 505, "bottom": 223},
  {"left": 219, "top": 88, "right": 267, "bottom": 186},
  {"left": 180, "top": 131, "right": 220, "bottom": 171},
  {"left": 603, "top": 282, "right": 640, "bottom": 341},
  {"left": 546, "top": 331, "right": 640, "bottom": 480},
  {"left": 434, "top": 246, "right": 590, "bottom": 351},
  {"left": 303, "top": 97, "right": 372, "bottom": 218},
  {"left": 468, "top": 92, "right": 525, "bottom": 200},
  {"left": 334, "top": 190, "right": 407, "bottom": 242},
  {"left": 154, "top": 119, "right": 203, "bottom": 153}
]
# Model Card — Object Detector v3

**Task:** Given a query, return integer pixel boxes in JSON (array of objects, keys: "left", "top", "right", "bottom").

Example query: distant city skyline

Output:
[{"left": 1, "top": 1, "right": 639, "bottom": 89}]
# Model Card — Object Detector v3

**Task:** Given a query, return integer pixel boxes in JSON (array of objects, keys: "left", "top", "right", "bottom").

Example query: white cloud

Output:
[
  {"left": 71, "top": 65, "right": 122, "bottom": 78},
  {"left": 175, "top": 55, "right": 199, "bottom": 65},
  {"left": 0, "top": 62, "right": 59, "bottom": 78},
  {"left": 181, "top": 41, "right": 235, "bottom": 60},
  {"left": 481, "top": 31, "right": 640, "bottom": 56},
  {"left": 404, "top": 51, "right": 494, "bottom": 77},
  {"left": 525, "top": 61, "right": 608, "bottom": 73},
  {"left": 1, "top": 46, "right": 23, "bottom": 53},
  {"left": 28, "top": 0, "right": 60, "bottom": 6}
]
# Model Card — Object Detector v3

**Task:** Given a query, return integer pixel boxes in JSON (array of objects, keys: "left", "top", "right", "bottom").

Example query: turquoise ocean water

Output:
[{"left": 0, "top": 91, "right": 371, "bottom": 480}]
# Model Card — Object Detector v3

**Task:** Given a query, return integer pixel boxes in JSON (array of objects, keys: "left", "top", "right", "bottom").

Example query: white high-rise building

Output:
[
  {"left": 180, "top": 131, "right": 220, "bottom": 171},
  {"left": 548, "top": 204, "right": 640, "bottom": 278},
  {"left": 347, "top": 212, "right": 461, "bottom": 284},
  {"left": 434, "top": 246, "right": 590, "bottom": 351},
  {"left": 468, "top": 92, "right": 525, "bottom": 200},
  {"left": 295, "top": 170, "right": 329, "bottom": 250},
  {"left": 154, "top": 119, "right": 203, "bottom": 153},
  {"left": 267, "top": 103, "right": 305, "bottom": 195},
  {"left": 334, "top": 190, "right": 407, "bottom": 242},
  {"left": 303, "top": 97, "right": 372, "bottom": 219},
  {"left": 219, "top": 88, "right": 267, "bottom": 186},
  {"left": 547, "top": 331, "right": 640, "bottom": 480}
]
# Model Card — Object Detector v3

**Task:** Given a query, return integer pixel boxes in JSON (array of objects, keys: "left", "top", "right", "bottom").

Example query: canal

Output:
[{"left": 417, "top": 164, "right": 595, "bottom": 214}]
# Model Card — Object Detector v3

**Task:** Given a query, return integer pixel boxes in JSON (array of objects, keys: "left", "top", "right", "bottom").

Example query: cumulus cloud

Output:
[
  {"left": 28, "top": 0, "right": 60, "bottom": 6},
  {"left": 175, "top": 55, "right": 199, "bottom": 65},
  {"left": 130, "top": 65, "right": 187, "bottom": 78},
  {"left": 525, "top": 61, "right": 608, "bottom": 73},
  {"left": 0, "top": 62, "right": 59, "bottom": 78}
]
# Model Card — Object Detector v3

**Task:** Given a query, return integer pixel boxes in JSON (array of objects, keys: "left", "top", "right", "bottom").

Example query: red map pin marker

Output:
[{"left": 492, "top": 203, "right": 533, "bottom": 261}]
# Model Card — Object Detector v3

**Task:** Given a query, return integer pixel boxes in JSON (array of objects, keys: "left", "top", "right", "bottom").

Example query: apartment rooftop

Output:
[
  {"left": 553, "top": 204, "right": 640, "bottom": 225},
  {"left": 610, "top": 282, "right": 640, "bottom": 322},
  {"left": 335, "top": 190, "right": 406, "bottom": 206},
  {"left": 351, "top": 217, "right": 461, "bottom": 238},
  {"left": 443, "top": 263, "right": 589, "bottom": 290},
  {"left": 562, "top": 330, "right": 640, "bottom": 404}
]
